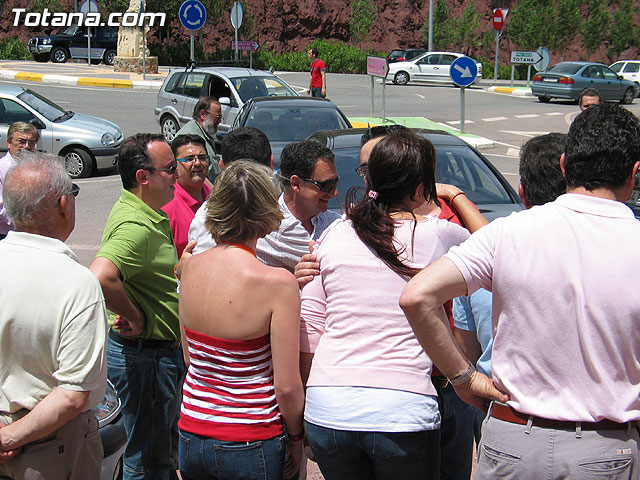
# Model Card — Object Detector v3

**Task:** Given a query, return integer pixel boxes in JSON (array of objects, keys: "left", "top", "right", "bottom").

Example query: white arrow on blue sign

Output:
[
  {"left": 179, "top": 0, "right": 207, "bottom": 30},
  {"left": 450, "top": 56, "right": 478, "bottom": 87}
]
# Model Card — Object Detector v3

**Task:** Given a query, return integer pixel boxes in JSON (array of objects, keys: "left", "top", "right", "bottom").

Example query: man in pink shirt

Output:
[
  {"left": 401, "top": 103, "right": 640, "bottom": 479},
  {"left": 162, "top": 134, "right": 211, "bottom": 258}
]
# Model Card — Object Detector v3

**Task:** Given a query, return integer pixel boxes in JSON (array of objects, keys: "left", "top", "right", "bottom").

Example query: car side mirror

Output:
[
  {"left": 30, "top": 118, "right": 46, "bottom": 130},
  {"left": 218, "top": 97, "right": 231, "bottom": 106},
  {"left": 619, "top": 75, "right": 624, "bottom": 80}
]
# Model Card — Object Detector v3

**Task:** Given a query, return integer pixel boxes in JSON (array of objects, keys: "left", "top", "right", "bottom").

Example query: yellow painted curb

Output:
[
  {"left": 77, "top": 77, "right": 133, "bottom": 88},
  {"left": 493, "top": 87, "right": 515, "bottom": 94},
  {"left": 350, "top": 121, "right": 371, "bottom": 128},
  {"left": 15, "top": 72, "right": 44, "bottom": 82}
]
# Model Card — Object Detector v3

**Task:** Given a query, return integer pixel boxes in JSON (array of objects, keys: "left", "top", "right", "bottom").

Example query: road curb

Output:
[
  {"left": 0, "top": 68, "right": 163, "bottom": 90},
  {"left": 488, "top": 86, "right": 532, "bottom": 96}
]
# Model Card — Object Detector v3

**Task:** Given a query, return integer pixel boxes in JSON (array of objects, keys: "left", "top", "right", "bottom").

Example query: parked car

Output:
[
  {"left": 386, "top": 49, "right": 427, "bottom": 64},
  {"left": 228, "top": 96, "right": 352, "bottom": 164},
  {"left": 0, "top": 84, "right": 123, "bottom": 178},
  {"left": 307, "top": 128, "right": 523, "bottom": 219},
  {"left": 28, "top": 24, "right": 118, "bottom": 65},
  {"left": 610, "top": 60, "right": 640, "bottom": 90},
  {"left": 94, "top": 380, "right": 127, "bottom": 480},
  {"left": 532, "top": 61, "right": 637, "bottom": 104},
  {"left": 155, "top": 66, "right": 298, "bottom": 142},
  {"left": 386, "top": 52, "right": 483, "bottom": 86}
]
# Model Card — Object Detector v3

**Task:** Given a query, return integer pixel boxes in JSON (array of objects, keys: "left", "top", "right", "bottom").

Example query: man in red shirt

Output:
[{"left": 307, "top": 48, "right": 326, "bottom": 98}]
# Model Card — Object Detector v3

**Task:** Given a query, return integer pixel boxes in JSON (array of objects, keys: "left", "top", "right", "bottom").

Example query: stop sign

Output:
[{"left": 493, "top": 9, "right": 504, "bottom": 31}]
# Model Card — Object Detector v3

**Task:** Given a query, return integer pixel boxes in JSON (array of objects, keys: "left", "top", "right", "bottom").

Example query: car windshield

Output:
[
  {"left": 231, "top": 76, "right": 296, "bottom": 103},
  {"left": 610, "top": 63, "right": 623, "bottom": 73},
  {"left": 326, "top": 143, "right": 514, "bottom": 212},
  {"left": 17, "top": 89, "right": 67, "bottom": 122},
  {"left": 61, "top": 24, "right": 81, "bottom": 36},
  {"left": 547, "top": 63, "right": 582, "bottom": 75},
  {"left": 245, "top": 106, "right": 349, "bottom": 142}
]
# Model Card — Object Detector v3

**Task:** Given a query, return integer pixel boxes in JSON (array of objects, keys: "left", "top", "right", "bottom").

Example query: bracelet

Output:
[
  {"left": 287, "top": 430, "right": 305, "bottom": 441},
  {"left": 449, "top": 191, "right": 466, "bottom": 203},
  {"left": 448, "top": 361, "right": 476, "bottom": 386},
  {"left": 173, "top": 264, "right": 179, "bottom": 280}
]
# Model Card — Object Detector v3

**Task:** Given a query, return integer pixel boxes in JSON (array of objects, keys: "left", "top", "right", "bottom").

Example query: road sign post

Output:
[
  {"left": 492, "top": 8, "right": 507, "bottom": 81},
  {"left": 80, "top": 0, "right": 98, "bottom": 67},
  {"left": 230, "top": 2, "right": 243, "bottom": 62},
  {"left": 367, "top": 56, "right": 388, "bottom": 120},
  {"left": 179, "top": 0, "right": 207, "bottom": 62},
  {"left": 232, "top": 41, "right": 259, "bottom": 67},
  {"left": 450, "top": 56, "right": 478, "bottom": 133}
]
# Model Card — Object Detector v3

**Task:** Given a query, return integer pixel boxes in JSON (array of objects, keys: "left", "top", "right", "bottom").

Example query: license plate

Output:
[{"left": 543, "top": 78, "right": 558, "bottom": 83}]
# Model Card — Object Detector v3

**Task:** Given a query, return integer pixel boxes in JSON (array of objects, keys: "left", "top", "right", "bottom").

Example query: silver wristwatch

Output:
[{"left": 448, "top": 361, "right": 476, "bottom": 386}]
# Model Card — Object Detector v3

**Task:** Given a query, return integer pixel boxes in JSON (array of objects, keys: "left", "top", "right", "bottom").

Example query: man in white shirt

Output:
[
  {"left": 0, "top": 122, "right": 39, "bottom": 238},
  {"left": 400, "top": 104, "right": 640, "bottom": 478},
  {"left": 189, "top": 135, "right": 340, "bottom": 271},
  {"left": 0, "top": 153, "right": 107, "bottom": 479}
]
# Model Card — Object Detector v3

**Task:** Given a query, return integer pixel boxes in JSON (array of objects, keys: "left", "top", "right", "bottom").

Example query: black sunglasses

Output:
[
  {"left": 144, "top": 162, "right": 178, "bottom": 175},
  {"left": 355, "top": 165, "right": 367, "bottom": 178},
  {"left": 69, "top": 183, "right": 80, "bottom": 197},
  {"left": 303, "top": 177, "right": 339, "bottom": 193}
]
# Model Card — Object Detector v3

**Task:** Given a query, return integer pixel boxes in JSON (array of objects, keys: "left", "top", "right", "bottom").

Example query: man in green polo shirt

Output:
[{"left": 90, "top": 133, "right": 184, "bottom": 480}]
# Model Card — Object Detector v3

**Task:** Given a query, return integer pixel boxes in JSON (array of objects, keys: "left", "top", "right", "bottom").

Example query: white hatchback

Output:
[
  {"left": 386, "top": 51, "right": 483, "bottom": 86},
  {"left": 610, "top": 60, "right": 640, "bottom": 89}
]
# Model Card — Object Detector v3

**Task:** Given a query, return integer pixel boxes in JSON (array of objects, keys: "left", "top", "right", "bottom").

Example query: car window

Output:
[
  {"left": 624, "top": 63, "right": 640, "bottom": 73},
  {"left": 17, "top": 90, "right": 66, "bottom": 122},
  {"left": 440, "top": 55, "right": 457, "bottom": 65},
  {"left": 245, "top": 106, "right": 349, "bottom": 142},
  {"left": 209, "top": 75, "right": 235, "bottom": 105},
  {"left": 98, "top": 27, "right": 118, "bottom": 39},
  {"left": 610, "top": 63, "right": 623, "bottom": 73},
  {"left": 602, "top": 66, "right": 619, "bottom": 80},
  {"left": 230, "top": 76, "right": 295, "bottom": 103},
  {"left": 549, "top": 63, "right": 582, "bottom": 75},
  {"left": 62, "top": 25, "right": 81, "bottom": 36},
  {"left": 164, "top": 72, "right": 184, "bottom": 94},
  {"left": 428, "top": 55, "right": 441, "bottom": 65},
  {"left": 0, "top": 99, "right": 34, "bottom": 125},
  {"left": 183, "top": 72, "right": 207, "bottom": 98}
]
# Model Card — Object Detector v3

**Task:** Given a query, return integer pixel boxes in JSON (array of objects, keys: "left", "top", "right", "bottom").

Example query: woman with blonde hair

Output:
[{"left": 178, "top": 160, "right": 304, "bottom": 479}]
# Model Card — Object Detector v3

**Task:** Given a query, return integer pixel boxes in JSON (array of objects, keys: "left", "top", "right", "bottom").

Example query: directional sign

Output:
[
  {"left": 492, "top": 8, "right": 504, "bottom": 31},
  {"left": 511, "top": 51, "right": 538, "bottom": 64},
  {"left": 450, "top": 56, "right": 478, "bottom": 87},
  {"left": 179, "top": 0, "right": 206, "bottom": 31},
  {"left": 230, "top": 1, "right": 243, "bottom": 29},
  {"left": 367, "top": 56, "right": 388, "bottom": 78},
  {"left": 232, "top": 40, "right": 259, "bottom": 51},
  {"left": 534, "top": 46, "right": 550, "bottom": 72}
]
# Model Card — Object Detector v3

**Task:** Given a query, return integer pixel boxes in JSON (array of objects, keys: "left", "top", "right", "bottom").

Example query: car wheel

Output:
[
  {"left": 393, "top": 71, "right": 410, "bottom": 86},
  {"left": 51, "top": 47, "right": 69, "bottom": 63},
  {"left": 32, "top": 53, "right": 49, "bottom": 62},
  {"left": 161, "top": 115, "right": 179, "bottom": 142},
  {"left": 63, "top": 147, "right": 94, "bottom": 179},
  {"left": 104, "top": 49, "right": 116, "bottom": 66},
  {"left": 621, "top": 87, "right": 634, "bottom": 105},
  {"left": 537, "top": 95, "right": 551, "bottom": 103}
]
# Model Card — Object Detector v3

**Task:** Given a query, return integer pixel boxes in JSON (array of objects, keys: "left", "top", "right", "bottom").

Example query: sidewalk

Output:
[{"left": 0, "top": 59, "right": 167, "bottom": 90}]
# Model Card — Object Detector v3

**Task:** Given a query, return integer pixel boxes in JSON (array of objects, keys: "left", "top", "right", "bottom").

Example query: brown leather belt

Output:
[
  {"left": 109, "top": 329, "right": 179, "bottom": 350},
  {"left": 490, "top": 403, "right": 627, "bottom": 431}
]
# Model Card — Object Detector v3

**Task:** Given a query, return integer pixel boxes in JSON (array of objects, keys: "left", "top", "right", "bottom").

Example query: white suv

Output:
[
  {"left": 610, "top": 60, "right": 640, "bottom": 90},
  {"left": 154, "top": 66, "right": 298, "bottom": 142}
]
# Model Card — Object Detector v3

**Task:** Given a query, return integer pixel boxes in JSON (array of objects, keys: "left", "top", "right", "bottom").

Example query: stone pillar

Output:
[{"left": 113, "top": 0, "right": 159, "bottom": 74}]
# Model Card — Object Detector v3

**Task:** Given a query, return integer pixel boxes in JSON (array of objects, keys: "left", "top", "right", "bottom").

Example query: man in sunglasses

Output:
[
  {"left": 90, "top": 133, "right": 184, "bottom": 480},
  {"left": 0, "top": 121, "right": 40, "bottom": 240},
  {"left": 162, "top": 134, "right": 211, "bottom": 258},
  {"left": 176, "top": 96, "right": 223, "bottom": 183},
  {"left": 0, "top": 154, "right": 106, "bottom": 479}
]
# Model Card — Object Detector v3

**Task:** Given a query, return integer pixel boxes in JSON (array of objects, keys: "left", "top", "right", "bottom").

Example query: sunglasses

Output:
[
  {"left": 355, "top": 165, "right": 367, "bottom": 178},
  {"left": 176, "top": 154, "right": 209, "bottom": 164},
  {"left": 144, "top": 162, "right": 178, "bottom": 175},
  {"left": 303, "top": 176, "right": 339, "bottom": 193},
  {"left": 69, "top": 183, "right": 80, "bottom": 197}
]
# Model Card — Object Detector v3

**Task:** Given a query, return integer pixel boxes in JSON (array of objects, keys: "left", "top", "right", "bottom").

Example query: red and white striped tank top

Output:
[{"left": 178, "top": 327, "right": 283, "bottom": 441}]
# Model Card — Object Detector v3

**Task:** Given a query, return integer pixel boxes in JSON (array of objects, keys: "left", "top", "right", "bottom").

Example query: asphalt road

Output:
[{"left": 4, "top": 70, "right": 640, "bottom": 266}]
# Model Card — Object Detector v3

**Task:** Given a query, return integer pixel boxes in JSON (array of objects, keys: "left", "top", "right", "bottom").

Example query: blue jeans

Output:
[
  {"left": 436, "top": 381, "right": 475, "bottom": 480},
  {"left": 107, "top": 337, "right": 186, "bottom": 480},
  {"left": 305, "top": 421, "right": 440, "bottom": 480},
  {"left": 310, "top": 87, "right": 325, "bottom": 98},
  {"left": 178, "top": 429, "right": 286, "bottom": 480}
]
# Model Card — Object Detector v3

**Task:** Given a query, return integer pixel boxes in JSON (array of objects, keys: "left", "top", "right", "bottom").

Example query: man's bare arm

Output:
[
  {"left": 0, "top": 388, "right": 90, "bottom": 452},
  {"left": 90, "top": 257, "right": 145, "bottom": 336}
]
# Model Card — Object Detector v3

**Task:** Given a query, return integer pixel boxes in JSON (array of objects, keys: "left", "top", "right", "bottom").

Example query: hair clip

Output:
[{"left": 368, "top": 190, "right": 379, "bottom": 200}]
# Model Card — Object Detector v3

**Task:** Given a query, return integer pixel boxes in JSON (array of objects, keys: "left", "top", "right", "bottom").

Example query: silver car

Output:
[
  {"left": 0, "top": 84, "right": 123, "bottom": 178},
  {"left": 155, "top": 66, "right": 298, "bottom": 142}
]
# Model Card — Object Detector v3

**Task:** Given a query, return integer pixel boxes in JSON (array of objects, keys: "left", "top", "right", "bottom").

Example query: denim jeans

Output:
[
  {"left": 310, "top": 87, "right": 326, "bottom": 98},
  {"left": 107, "top": 337, "right": 186, "bottom": 480},
  {"left": 435, "top": 381, "right": 475, "bottom": 480},
  {"left": 305, "top": 421, "right": 440, "bottom": 480},
  {"left": 178, "top": 429, "right": 286, "bottom": 480}
]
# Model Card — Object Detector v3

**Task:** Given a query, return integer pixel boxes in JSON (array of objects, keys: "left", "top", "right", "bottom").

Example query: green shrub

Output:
[{"left": 0, "top": 38, "right": 32, "bottom": 61}]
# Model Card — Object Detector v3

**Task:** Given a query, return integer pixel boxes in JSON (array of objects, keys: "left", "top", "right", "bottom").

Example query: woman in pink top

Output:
[
  {"left": 178, "top": 161, "right": 305, "bottom": 480},
  {"left": 300, "top": 132, "right": 469, "bottom": 480}
]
